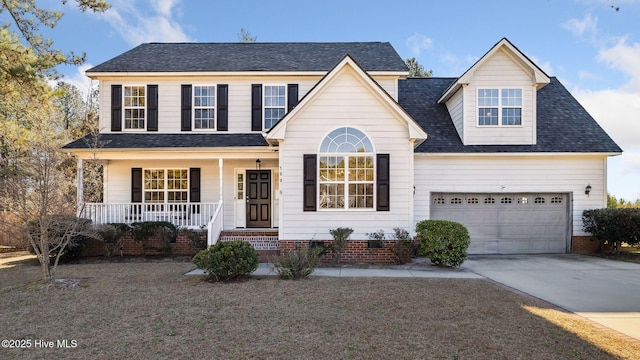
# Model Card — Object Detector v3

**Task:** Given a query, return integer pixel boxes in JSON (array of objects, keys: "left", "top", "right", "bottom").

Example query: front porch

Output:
[{"left": 81, "top": 202, "right": 220, "bottom": 228}]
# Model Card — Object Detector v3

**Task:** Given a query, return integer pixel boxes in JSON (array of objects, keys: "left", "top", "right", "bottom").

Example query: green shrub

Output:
[
  {"left": 583, "top": 208, "right": 640, "bottom": 252},
  {"left": 329, "top": 227, "right": 353, "bottom": 264},
  {"left": 182, "top": 227, "right": 207, "bottom": 251},
  {"left": 192, "top": 241, "right": 259, "bottom": 281},
  {"left": 271, "top": 246, "right": 322, "bottom": 280},
  {"left": 97, "top": 223, "right": 130, "bottom": 257},
  {"left": 388, "top": 227, "right": 415, "bottom": 264},
  {"left": 416, "top": 220, "right": 470, "bottom": 267},
  {"left": 130, "top": 221, "right": 177, "bottom": 255}
]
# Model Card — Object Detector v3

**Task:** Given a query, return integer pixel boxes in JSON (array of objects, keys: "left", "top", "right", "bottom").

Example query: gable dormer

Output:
[{"left": 438, "top": 38, "right": 550, "bottom": 145}]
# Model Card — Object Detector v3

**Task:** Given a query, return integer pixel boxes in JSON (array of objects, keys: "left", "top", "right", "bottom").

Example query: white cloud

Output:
[
  {"left": 574, "top": 88, "right": 640, "bottom": 151},
  {"left": 150, "top": 0, "right": 179, "bottom": 17},
  {"left": 567, "top": 35, "right": 640, "bottom": 199},
  {"left": 99, "top": 0, "right": 190, "bottom": 46},
  {"left": 562, "top": 14, "right": 598, "bottom": 37},
  {"left": 405, "top": 33, "right": 433, "bottom": 56},
  {"left": 597, "top": 38, "right": 640, "bottom": 91},
  {"left": 530, "top": 56, "right": 554, "bottom": 76}
]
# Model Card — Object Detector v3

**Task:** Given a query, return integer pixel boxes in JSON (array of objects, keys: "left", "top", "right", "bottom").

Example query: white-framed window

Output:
[
  {"left": 124, "top": 85, "right": 145, "bottom": 129},
  {"left": 478, "top": 88, "right": 522, "bottom": 126},
  {"left": 143, "top": 169, "right": 189, "bottom": 203},
  {"left": 264, "top": 85, "right": 286, "bottom": 130},
  {"left": 318, "top": 127, "right": 375, "bottom": 210},
  {"left": 193, "top": 85, "right": 216, "bottom": 129},
  {"left": 236, "top": 172, "right": 244, "bottom": 199}
]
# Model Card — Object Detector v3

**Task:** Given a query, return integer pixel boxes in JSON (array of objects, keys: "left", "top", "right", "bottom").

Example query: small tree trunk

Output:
[{"left": 39, "top": 252, "right": 52, "bottom": 282}]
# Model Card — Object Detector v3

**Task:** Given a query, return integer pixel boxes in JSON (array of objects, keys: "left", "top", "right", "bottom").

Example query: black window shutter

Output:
[
  {"left": 251, "top": 84, "right": 262, "bottom": 131},
  {"left": 376, "top": 154, "right": 390, "bottom": 211},
  {"left": 147, "top": 84, "right": 158, "bottom": 131},
  {"left": 303, "top": 154, "right": 317, "bottom": 212},
  {"left": 287, "top": 84, "right": 299, "bottom": 112},
  {"left": 111, "top": 85, "right": 122, "bottom": 132},
  {"left": 189, "top": 168, "right": 201, "bottom": 203},
  {"left": 181, "top": 85, "right": 192, "bottom": 131},
  {"left": 217, "top": 84, "right": 228, "bottom": 131},
  {"left": 131, "top": 168, "right": 143, "bottom": 203}
]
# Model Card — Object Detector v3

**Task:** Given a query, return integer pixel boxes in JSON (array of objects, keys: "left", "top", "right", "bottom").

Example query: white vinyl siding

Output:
[
  {"left": 445, "top": 88, "right": 464, "bottom": 141},
  {"left": 461, "top": 49, "right": 536, "bottom": 145},
  {"left": 97, "top": 74, "right": 399, "bottom": 134},
  {"left": 413, "top": 155, "right": 609, "bottom": 238},
  {"left": 278, "top": 66, "right": 413, "bottom": 240}
]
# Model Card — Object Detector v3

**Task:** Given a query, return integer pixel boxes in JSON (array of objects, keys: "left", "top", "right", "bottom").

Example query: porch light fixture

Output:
[
  {"left": 256, "top": 158, "right": 261, "bottom": 169},
  {"left": 585, "top": 184, "right": 592, "bottom": 196}
]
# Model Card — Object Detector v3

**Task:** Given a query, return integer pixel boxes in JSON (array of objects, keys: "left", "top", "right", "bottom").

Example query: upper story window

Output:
[
  {"left": 193, "top": 85, "right": 216, "bottom": 129},
  {"left": 318, "top": 127, "right": 375, "bottom": 210},
  {"left": 264, "top": 85, "right": 286, "bottom": 129},
  {"left": 124, "top": 86, "right": 145, "bottom": 129},
  {"left": 478, "top": 88, "right": 522, "bottom": 126}
]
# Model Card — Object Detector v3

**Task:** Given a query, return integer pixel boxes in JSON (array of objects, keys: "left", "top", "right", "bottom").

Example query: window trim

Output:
[
  {"left": 192, "top": 84, "right": 217, "bottom": 131},
  {"left": 263, "top": 84, "right": 287, "bottom": 130},
  {"left": 317, "top": 128, "right": 376, "bottom": 211},
  {"left": 122, "top": 84, "right": 147, "bottom": 131},
  {"left": 142, "top": 168, "right": 190, "bottom": 204},
  {"left": 476, "top": 87, "right": 523, "bottom": 127}
]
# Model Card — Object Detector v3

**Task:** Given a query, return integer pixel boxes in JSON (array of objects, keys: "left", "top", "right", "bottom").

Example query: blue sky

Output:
[{"left": 41, "top": 0, "right": 640, "bottom": 201}]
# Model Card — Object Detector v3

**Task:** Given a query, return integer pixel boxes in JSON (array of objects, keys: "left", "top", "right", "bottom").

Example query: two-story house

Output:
[{"left": 63, "top": 38, "right": 621, "bottom": 257}]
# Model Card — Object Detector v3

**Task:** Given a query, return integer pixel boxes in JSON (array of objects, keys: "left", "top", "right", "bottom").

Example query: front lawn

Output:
[{"left": 1, "top": 254, "right": 638, "bottom": 359}]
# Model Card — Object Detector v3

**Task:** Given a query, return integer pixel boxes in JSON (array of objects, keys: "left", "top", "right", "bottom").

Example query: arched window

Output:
[{"left": 318, "top": 128, "right": 375, "bottom": 209}]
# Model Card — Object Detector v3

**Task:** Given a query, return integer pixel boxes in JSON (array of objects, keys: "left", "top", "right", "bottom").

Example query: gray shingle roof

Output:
[
  {"left": 399, "top": 77, "right": 622, "bottom": 153},
  {"left": 62, "top": 133, "right": 268, "bottom": 149},
  {"left": 87, "top": 42, "right": 408, "bottom": 73}
]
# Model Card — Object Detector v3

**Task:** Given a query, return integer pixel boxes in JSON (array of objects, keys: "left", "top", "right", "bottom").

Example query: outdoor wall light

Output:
[
  {"left": 255, "top": 158, "right": 261, "bottom": 169},
  {"left": 585, "top": 184, "right": 592, "bottom": 196}
]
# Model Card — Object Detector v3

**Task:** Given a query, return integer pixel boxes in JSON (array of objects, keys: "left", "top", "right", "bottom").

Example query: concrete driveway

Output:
[{"left": 462, "top": 254, "right": 640, "bottom": 341}]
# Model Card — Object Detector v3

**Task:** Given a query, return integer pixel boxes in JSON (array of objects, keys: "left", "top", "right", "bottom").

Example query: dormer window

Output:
[{"left": 478, "top": 88, "right": 522, "bottom": 126}]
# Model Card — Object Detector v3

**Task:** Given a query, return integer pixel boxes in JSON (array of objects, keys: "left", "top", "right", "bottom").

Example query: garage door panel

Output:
[{"left": 431, "top": 193, "right": 569, "bottom": 255}]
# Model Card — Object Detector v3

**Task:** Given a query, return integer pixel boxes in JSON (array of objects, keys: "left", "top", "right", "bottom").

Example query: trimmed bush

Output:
[
  {"left": 583, "top": 208, "right": 640, "bottom": 252},
  {"left": 416, "top": 220, "right": 470, "bottom": 267},
  {"left": 390, "top": 227, "right": 415, "bottom": 264},
  {"left": 329, "top": 227, "right": 353, "bottom": 264},
  {"left": 130, "top": 221, "right": 178, "bottom": 255},
  {"left": 192, "top": 241, "right": 259, "bottom": 281},
  {"left": 271, "top": 246, "right": 322, "bottom": 280},
  {"left": 97, "top": 223, "right": 130, "bottom": 257}
]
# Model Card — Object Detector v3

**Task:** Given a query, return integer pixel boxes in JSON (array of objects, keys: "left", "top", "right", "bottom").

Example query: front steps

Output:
[{"left": 218, "top": 230, "right": 279, "bottom": 250}]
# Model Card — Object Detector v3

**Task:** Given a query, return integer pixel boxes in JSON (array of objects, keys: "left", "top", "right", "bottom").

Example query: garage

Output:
[{"left": 430, "top": 193, "right": 570, "bottom": 254}]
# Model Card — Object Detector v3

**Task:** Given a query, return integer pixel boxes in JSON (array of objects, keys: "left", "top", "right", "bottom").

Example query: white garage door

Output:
[{"left": 430, "top": 193, "right": 570, "bottom": 254}]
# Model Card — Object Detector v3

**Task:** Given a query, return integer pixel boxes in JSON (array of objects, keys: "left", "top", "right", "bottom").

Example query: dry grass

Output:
[{"left": 1, "top": 254, "right": 639, "bottom": 359}]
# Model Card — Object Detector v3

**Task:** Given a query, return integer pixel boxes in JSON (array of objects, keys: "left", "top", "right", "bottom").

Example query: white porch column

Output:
[
  {"left": 76, "top": 158, "right": 84, "bottom": 217},
  {"left": 218, "top": 158, "right": 224, "bottom": 201}
]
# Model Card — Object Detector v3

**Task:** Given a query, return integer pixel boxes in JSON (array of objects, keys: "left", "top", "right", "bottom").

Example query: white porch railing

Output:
[
  {"left": 81, "top": 202, "right": 219, "bottom": 228},
  {"left": 207, "top": 200, "right": 224, "bottom": 246}
]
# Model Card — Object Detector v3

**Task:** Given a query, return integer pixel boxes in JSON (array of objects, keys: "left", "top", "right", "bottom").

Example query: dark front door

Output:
[{"left": 246, "top": 170, "right": 271, "bottom": 228}]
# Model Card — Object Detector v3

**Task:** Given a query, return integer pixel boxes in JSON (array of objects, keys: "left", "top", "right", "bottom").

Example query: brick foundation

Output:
[
  {"left": 571, "top": 236, "right": 600, "bottom": 254},
  {"left": 280, "top": 239, "right": 398, "bottom": 264},
  {"left": 82, "top": 230, "right": 205, "bottom": 258}
]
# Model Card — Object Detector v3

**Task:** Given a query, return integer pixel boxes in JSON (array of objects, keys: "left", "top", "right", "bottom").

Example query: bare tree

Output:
[{"left": 0, "top": 99, "right": 98, "bottom": 282}]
